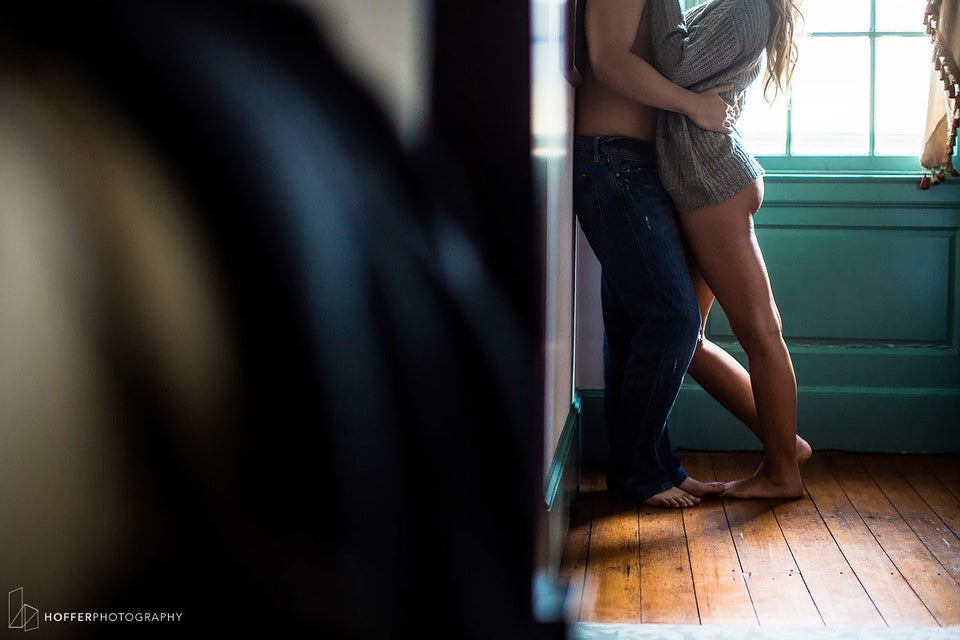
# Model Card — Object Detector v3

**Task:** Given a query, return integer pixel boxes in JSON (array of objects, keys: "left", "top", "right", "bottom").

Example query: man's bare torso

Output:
[{"left": 575, "top": 4, "right": 657, "bottom": 140}]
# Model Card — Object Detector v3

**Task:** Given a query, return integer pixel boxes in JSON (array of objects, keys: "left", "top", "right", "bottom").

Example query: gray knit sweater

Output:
[{"left": 650, "top": 0, "right": 771, "bottom": 212}]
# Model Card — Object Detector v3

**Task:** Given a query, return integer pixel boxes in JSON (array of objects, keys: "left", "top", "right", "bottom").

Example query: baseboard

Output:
[
  {"left": 576, "top": 389, "right": 606, "bottom": 468},
  {"left": 536, "top": 399, "right": 583, "bottom": 624},
  {"left": 579, "top": 385, "right": 960, "bottom": 468},
  {"left": 544, "top": 398, "right": 582, "bottom": 572}
]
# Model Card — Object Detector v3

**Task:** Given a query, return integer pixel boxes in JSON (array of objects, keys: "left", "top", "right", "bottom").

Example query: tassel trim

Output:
[{"left": 921, "top": 0, "right": 959, "bottom": 189}]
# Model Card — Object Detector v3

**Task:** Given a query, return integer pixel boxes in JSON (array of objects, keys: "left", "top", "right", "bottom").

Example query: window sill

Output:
[{"left": 756, "top": 155, "right": 952, "bottom": 178}]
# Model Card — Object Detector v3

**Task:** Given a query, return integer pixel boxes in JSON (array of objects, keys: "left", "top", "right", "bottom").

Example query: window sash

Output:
[{"left": 677, "top": 0, "right": 930, "bottom": 174}]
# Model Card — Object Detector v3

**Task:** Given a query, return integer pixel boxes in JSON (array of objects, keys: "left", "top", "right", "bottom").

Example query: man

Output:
[{"left": 573, "top": 0, "right": 734, "bottom": 507}]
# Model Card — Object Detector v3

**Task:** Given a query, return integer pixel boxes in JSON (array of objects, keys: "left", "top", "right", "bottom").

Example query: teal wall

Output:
[
  {"left": 580, "top": 175, "right": 960, "bottom": 461},
  {"left": 674, "top": 174, "right": 960, "bottom": 453}
]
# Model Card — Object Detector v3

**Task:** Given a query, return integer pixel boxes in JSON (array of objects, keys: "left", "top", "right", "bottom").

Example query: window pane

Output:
[
  {"left": 791, "top": 37, "right": 871, "bottom": 154},
  {"left": 800, "top": 0, "right": 870, "bottom": 33},
  {"left": 737, "top": 71, "right": 788, "bottom": 155},
  {"left": 531, "top": 0, "right": 567, "bottom": 141},
  {"left": 875, "top": 0, "right": 926, "bottom": 32},
  {"left": 875, "top": 36, "right": 932, "bottom": 155}
]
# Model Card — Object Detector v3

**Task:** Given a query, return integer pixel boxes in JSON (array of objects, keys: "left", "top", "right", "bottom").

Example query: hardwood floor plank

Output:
[
  {"left": 679, "top": 452, "right": 758, "bottom": 626},
  {"left": 712, "top": 453, "right": 796, "bottom": 574},
  {"left": 827, "top": 454, "right": 960, "bottom": 626},
  {"left": 864, "top": 518, "right": 960, "bottom": 626},
  {"left": 928, "top": 455, "right": 960, "bottom": 501},
  {"left": 897, "top": 455, "right": 960, "bottom": 541},
  {"left": 638, "top": 504, "right": 698, "bottom": 624},
  {"left": 578, "top": 480, "right": 642, "bottom": 623},
  {"left": 861, "top": 454, "right": 960, "bottom": 584},
  {"left": 802, "top": 453, "right": 938, "bottom": 627},
  {"left": 560, "top": 452, "right": 959, "bottom": 629},
  {"left": 772, "top": 466, "right": 887, "bottom": 628},
  {"left": 712, "top": 453, "right": 823, "bottom": 628}
]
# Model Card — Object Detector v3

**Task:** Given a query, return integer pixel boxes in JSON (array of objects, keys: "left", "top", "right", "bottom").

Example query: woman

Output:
[{"left": 650, "top": 0, "right": 811, "bottom": 499}]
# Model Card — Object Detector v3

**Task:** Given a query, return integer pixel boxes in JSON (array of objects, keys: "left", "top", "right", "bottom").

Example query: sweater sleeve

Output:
[{"left": 649, "top": 0, "right": 752, "bottom": 88}]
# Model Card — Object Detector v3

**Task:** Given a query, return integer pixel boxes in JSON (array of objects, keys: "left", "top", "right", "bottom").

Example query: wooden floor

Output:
[{"left": 559, "top": 451, "right": 960, "bottom": 629}]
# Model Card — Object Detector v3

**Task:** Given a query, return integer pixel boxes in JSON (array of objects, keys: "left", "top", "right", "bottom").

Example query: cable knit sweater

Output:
[{"left": 650, "top": 0, "right": 771, "bottom": 212}]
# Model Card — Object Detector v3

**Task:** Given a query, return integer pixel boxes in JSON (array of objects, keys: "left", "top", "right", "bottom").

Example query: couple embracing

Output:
[{"left": 574, "top": 0, "right": 812, "bottom": 507}]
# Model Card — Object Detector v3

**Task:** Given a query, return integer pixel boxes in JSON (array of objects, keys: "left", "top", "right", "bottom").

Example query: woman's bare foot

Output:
[
  {"left": 754, "top": 436, "right": 814, "bottom": 477},
  {"left": 720, "top": 469, "right": 804, "bottom": 500},
  {"left": 679, "top": 476, "right": 724, "bottom": 497},
  {"left": 645, "top": 487, "right": 700, "bottom": 508}
]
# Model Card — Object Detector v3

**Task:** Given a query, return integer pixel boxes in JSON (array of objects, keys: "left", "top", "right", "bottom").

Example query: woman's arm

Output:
[{"left": 586, "top": 0, "right": 733, "bottom": 132}]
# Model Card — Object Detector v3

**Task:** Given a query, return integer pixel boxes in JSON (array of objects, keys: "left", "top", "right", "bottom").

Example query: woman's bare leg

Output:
[
  {"left": 678, "top": 181, "right": 803, "bottom": 499},
  {"left": 685, "top": 260, "right": 812, "bottom": 466}
]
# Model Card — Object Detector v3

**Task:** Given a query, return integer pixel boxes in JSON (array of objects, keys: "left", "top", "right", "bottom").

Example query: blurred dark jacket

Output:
[{"left": 0, "top": 2, "right": 552, "bottom": 638}]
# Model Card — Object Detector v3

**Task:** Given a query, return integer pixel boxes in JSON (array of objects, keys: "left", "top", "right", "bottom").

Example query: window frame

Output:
[{"left": 679, "top": 0, "right": 933, "bottom": 176}]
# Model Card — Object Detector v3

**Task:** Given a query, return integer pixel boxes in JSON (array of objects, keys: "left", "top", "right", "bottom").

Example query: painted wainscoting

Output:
[{"left": 579, "top": 174, "right": 960, "bottom": 466}]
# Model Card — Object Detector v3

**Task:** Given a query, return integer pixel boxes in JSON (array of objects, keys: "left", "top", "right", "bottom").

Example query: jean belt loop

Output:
[{"left": 593, "top": 136, "right": 601, "bottom": 163}]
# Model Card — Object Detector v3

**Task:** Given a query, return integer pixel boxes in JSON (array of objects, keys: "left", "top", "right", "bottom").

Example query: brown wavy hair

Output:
[{"left": 763, "top": 0, "right": 803, "bottom": 102}]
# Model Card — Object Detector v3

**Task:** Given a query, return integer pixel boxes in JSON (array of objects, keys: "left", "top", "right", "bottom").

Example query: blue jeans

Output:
[{"left": 573, "top": 135, "right": 701, "bottom": 501}]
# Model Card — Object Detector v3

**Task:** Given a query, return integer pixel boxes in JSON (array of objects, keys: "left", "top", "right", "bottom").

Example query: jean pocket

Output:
[{"left": 573, "top": 172, "right": 604, "bottom": 235}]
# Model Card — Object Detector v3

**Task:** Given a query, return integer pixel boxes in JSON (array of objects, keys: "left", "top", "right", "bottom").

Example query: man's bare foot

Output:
[
  {"left": 679, "top": 476, "right": 724, "bottom": 497},
  {"left": 645, "top": 487, "right": 700, "bottom": 508},
  {"left": 720, "top": 470, "right": 804, "bottom": 500}
]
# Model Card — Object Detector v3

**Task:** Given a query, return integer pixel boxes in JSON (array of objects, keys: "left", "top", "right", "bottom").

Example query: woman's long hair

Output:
[{"left": 764, "top": 0, "right": 803, "bottom": 102}]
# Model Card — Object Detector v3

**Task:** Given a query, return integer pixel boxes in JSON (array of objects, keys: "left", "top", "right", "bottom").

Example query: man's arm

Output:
[
  {"left": 649, "top": 0, "right": 753, "bottom": 88},
  {"left": 585, "top": 0, "right": 732, "bottom": 132}
]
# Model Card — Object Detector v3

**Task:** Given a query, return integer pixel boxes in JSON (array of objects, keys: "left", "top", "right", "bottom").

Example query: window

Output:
[{"left": 682, "top": 0, "right": 933, "bottom": 173}]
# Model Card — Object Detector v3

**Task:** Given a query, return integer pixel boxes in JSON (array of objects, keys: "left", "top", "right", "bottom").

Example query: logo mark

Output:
[{"left": 8, "top": 589, "right": 39, "bottom": 632}]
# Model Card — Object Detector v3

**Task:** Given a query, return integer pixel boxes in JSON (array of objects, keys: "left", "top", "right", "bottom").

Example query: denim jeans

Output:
[{"left": 573, "top": 135, "right": 700, "bottom": 500}]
